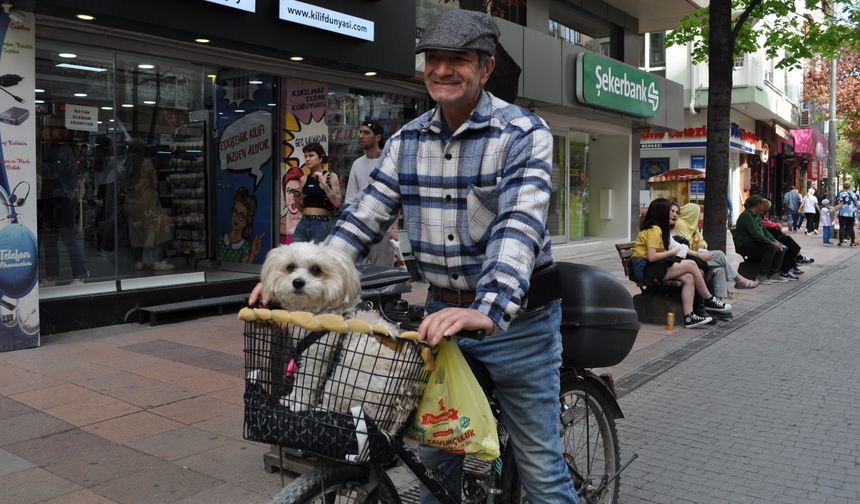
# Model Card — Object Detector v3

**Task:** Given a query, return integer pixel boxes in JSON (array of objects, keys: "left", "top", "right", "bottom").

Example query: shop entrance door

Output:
[{"left": 549, "top": 131, "right": 568, "bottom": 243}]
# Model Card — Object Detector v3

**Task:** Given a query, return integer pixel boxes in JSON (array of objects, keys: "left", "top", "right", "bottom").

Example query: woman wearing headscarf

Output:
[{"left": 674, "top": 203, "right": 757, "bottom": 299}]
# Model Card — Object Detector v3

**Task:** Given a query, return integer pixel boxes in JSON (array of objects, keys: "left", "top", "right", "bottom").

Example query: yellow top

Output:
[
  {"left": 675, "top": 203, "right": 707, "bottom": 250},
  {"left": 632, "top": 226, "right": 665, "bottom": 259}
]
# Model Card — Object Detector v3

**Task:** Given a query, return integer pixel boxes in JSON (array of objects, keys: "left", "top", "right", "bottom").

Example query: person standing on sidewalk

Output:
[
  {"left": 343, "top": 120, "right": 396, "bottom": 267},
  {"left": 836, "top": 182, "right": 858, "bottom": 247},
  {"left": 733, "top": 195, "right": 788, "bottom": 285},
  {"left": 783, "top": 186, "right": 801, "bottom": 232},
  {"left": 802, "top": 187, "right": 819, "bottom": 235},
  {"left": 820, "top": 199, "right": 834, "bottom": 244}
]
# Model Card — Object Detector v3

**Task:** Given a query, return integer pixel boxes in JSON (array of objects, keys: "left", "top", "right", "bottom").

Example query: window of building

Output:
[
  {"left": 733, "top": 56, "right": 745, "bottom": 70},
  {"left": 765, "top": 59, "right": 775, "bottom": 83},
  {"left": 549, "top": 19, "right": 597, "bottom": 50},
  {"left": 640, "top": 32, "right": 666, "bottom": 76},
  {"left": 36, "top": 41, "right": 209, "bottom": 287}
]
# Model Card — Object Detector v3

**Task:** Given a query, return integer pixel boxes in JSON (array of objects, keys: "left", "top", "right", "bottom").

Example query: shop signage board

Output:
[
  {"left": 204, "top": 0, "right": 256, "bottom": 13},
  {"left": 576, "top": 52, "right": 661, "bottom": 117},
  {"left": 640, "top": 123, "right": 758, "bottom": 153},
  {"left": 279, "top": 0, "right": 374, "bottom": 42},
  {"left": 0, "top": 10, "right": 39, "bottom": 351}
]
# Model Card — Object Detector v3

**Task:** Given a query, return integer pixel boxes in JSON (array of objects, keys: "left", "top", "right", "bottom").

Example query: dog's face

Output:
[{"left": 260, "top": 242, "right": 360, "bottom": 314}]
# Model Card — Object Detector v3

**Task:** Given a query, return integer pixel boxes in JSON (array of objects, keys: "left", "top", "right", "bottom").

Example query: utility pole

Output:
[{"left": 828, "top": 57, "right": 837, "bottom": 194}]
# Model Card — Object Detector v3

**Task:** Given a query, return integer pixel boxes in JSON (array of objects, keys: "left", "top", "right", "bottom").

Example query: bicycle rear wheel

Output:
[
  {"left": 271, "top": 465, "right": 389, "bottom": 504},
  {"left": 559, "top": 374, "right": 621, "bottom": 504},
  {"left": 500, "top": 373, "right": 620, "bottom": 504}
]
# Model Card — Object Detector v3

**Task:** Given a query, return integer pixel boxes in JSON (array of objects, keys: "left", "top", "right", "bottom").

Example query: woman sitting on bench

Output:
[
  {"left": 631, "top": 198, "right": 732, "bottom": 328},
  {"left": 674, "top": 202, "right": 758, "bottom": 298}
]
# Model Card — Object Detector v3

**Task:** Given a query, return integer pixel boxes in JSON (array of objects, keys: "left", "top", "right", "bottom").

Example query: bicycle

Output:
[{"left": 242, "top": 262, "right": 640, "bottom": 504}]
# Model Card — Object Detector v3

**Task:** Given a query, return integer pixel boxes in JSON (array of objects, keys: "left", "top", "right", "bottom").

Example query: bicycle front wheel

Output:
[
  {"left": 271, "top": 465, "right": 386, "bottom": 504},
  {"left": 559, "top": 374, "right": 621, "bottom": 504}
]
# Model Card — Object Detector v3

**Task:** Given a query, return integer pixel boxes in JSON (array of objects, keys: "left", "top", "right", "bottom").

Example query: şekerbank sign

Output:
[{"left": 576, "top": 53, "right": 661, "bottom": 117}]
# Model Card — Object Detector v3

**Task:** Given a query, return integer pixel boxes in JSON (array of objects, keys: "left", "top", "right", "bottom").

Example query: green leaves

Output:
[{"left": 667, "top": 0, "right": 859, "bottom": 67}]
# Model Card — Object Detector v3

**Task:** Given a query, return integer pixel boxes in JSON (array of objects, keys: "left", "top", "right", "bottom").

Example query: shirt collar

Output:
[{"left": 424, "top": 90, "right": 494, "bottom": 136}]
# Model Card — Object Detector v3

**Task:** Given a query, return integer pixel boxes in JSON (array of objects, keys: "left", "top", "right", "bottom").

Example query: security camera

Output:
[{"left": 2, "top": 3, "right": 24, "bottom": 24}]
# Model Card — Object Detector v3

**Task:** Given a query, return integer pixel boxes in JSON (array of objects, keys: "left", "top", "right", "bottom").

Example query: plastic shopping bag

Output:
[{"left": 406, "top": 340, "right": 500, "bottom": 460}]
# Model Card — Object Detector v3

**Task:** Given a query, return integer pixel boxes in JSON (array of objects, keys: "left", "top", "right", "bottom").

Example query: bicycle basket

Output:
[{"left": 241, "top": 307, "right": 432, "bottom": 464}]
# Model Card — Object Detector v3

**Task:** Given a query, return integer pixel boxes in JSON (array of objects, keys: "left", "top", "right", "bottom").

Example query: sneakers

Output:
[
  {"left": 823, "top": 241, "right": 834, "bottom": 245},
  {"left": 703, "top": 296, "right": 732, "bottom": 313},
  {"left": 797, "top": 256, "right": 814, "bottom": 263},
  {"left": 756, "top": 275, "right": 773, "bottom": 285},
  {"left": 780, "top": 271, "right": 799, "bottom": 281},
  {"left": 685, "top": 312, "right": 713, "bottom": 328},
  {"left": 790, "top": 267, "right": 804, "bottom": 275},
  {"left": 768, "top": 274, "right": 789, "bottom": 283},
  {"left": 152, "top": 261, "right": 175, "bottom": 271},
  {"left": 813, "top": 230, "right": 819, "bottom": 235}
]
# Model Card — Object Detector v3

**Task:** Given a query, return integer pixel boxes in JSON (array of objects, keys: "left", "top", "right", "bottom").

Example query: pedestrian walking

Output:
[
  {"left": 783, "top": 186, "right": 801, "bottom": 232},
  {"left": 836, "top": 182, "right": 858, "bottom": 246},
  {"left": 802, "top": 188, "right": 819, "bottom": 235}
]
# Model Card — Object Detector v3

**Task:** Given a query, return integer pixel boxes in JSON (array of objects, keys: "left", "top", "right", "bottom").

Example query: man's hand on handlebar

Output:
[
  {"left": 249, "top": 282, "right": 267, "bottom": 306},
  {"left": 418, "top": 307, "right": 494, "bottom": 347}
]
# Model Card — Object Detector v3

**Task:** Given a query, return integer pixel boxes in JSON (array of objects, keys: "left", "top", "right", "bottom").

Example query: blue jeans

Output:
[
  {"left": 418, "top": 296, "right": 578, "bottom": 504},
  {"left": 786, "top": 209, "right": 799, "bottom": 230},
  {"left": 823, "top": 225, "right": 832, "bottom": 243},
  {"left": 292, "top": 217, "right": 332, "bottom": 243}
]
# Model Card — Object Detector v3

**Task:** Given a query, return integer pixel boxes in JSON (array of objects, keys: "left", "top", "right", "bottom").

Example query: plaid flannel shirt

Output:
[{"left": 327, "top": 91, "right": 554, "bottom": 330}]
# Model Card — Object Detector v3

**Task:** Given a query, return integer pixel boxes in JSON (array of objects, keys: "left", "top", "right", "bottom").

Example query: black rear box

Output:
[{"left": 557, "top": 262, "right": 640, "bottom": 369}]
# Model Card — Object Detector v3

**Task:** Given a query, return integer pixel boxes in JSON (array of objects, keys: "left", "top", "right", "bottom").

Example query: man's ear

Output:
[{"left": 479, "top": 56, "right": 496, "bottom": 86}]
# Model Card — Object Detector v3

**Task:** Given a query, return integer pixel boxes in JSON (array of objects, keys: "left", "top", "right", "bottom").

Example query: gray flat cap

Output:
[{"left": 416, "top": 9, "right": 500, "bottom": 55}]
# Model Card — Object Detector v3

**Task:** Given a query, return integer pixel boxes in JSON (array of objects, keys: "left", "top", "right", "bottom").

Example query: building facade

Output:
[
  {"left": 1, "top": 0, "right": 698, "bottom": 343},
  {"left": 639, "top": 25, "right": 812, "bottom": 223}
]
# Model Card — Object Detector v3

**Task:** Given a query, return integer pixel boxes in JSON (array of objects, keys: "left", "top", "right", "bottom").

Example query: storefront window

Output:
[
  {"left": 36, "top": 41, "right": 208, "bottom": 287},
  {"left": 549, "top": 132, "right": 567, "bottom": 241},
  {"left": 569, "top": 131, "right": 590, "bottom": 239},
  {"left": 115, "top": 54, "right": 207, "bottom": 276},
  {"left": 36, "top": 42, "right": 115, "bottom": 287},
  {"left": 279, "top": 82, "right": 425, "bottom": 244}
]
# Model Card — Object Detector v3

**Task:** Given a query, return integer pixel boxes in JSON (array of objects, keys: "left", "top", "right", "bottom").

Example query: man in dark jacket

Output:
[{"left": 734, "top": 195, "right": 788, "bottom": 285}]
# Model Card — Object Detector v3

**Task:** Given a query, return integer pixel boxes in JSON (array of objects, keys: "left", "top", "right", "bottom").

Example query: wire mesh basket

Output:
[{"left": 241, "top": 307, "right": 432, "bottom": 464}]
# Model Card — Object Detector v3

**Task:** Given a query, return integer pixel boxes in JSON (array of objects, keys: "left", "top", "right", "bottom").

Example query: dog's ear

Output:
[
  {"left": 326, "top": 248, "right": 361, "bottom": 311},
  {"left": 260, "top": 245, "right": 288, "bottom": 300}
]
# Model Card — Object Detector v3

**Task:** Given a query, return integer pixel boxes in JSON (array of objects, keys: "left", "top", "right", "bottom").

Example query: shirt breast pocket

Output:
[{"left": 466, "top": 184, "right": 500, "bottom": 243}]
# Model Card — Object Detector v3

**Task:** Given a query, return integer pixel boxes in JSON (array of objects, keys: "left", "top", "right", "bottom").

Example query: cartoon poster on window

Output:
[
  {"left": 0, "top": 10, "right": 38, "bottom": 351},
  {"left": 280, "top": 79, "right": 328, "bottom": 244},
  {"left": 214, "top": 74, "right": 274, "bottom": 265}
]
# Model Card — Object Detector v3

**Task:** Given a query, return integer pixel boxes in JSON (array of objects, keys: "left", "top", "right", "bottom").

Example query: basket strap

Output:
[{"left": 287, "top": 330, "right": 332, "bottom": 377}]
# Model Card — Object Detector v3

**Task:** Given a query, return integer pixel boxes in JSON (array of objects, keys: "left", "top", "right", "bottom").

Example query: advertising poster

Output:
[
  {"left": 214, "top": 74, "right": 274, "bottom": 265},
  {"left": 0, "top": 11, "right": 38, "bottom": 351},
  {"left": 280, "top": 78, "right": 328, "bottom": 244}
]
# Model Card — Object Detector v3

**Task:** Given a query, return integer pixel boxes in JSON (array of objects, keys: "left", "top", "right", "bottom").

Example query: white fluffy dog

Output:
[{"left": 259, "top": 242, "right": 420, "bottom": 433}]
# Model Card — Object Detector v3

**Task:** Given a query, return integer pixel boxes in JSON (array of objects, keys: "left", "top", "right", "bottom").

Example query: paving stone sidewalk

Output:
[{"left": 0, "top": 230, "right": 851, "bottom": 503}]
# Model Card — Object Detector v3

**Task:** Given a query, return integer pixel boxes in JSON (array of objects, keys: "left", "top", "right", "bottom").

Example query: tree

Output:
[
  {"left": 803, "top": 50, "right": 860, "bottom": 146},
  {"left": 667, "top": 0, "right": 860, "bottom": 251}
]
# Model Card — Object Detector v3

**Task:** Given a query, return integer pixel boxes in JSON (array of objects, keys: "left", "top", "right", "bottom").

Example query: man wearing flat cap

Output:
[{"left": 251, "top": 9, "right": 575, "bottom": 502}]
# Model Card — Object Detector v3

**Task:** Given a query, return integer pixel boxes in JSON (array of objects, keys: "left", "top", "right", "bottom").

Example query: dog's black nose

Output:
[{"left": 292, "top": 278, "right": 305, "bottom": 290}]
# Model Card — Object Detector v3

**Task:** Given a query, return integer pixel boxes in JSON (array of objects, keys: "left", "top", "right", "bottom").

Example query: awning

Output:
[
  {"left": 648, "top": 168, "right": 706, "bottom": 183},
  {"left": 791, "top": 128, "right": 828, "bottom": 162}
]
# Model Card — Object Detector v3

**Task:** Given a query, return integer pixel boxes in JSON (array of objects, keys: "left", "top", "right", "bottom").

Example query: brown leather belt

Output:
[{"left": 432, "top": 287, "right": 476, "bottom": 306}]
